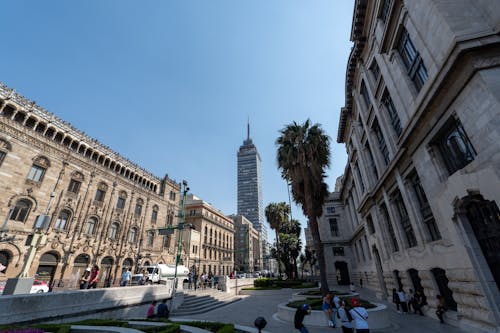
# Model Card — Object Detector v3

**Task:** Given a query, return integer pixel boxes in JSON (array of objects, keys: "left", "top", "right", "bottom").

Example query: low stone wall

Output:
[
  {"left": 219, "top": 277, "right": 256, "bottom": 295},
  {"left": 0, "top": 282, "right": 181, "bottom": 325},
  {"left": 289, "top": 291, "right": 359, "bottom": 302},
  {"left": 277, "top": 302, "right": 390, "bottom": 329}
]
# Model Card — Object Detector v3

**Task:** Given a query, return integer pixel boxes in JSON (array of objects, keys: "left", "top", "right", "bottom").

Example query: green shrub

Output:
[
  {"left": 273, "top": 279, "right": 304, "bottom": 288},
  {"left": 179, "top": 321, "right": 233, "bottom": 333},
  {"left": 33, "top": 324, "right": 71, "bottom": 333},
  {"left": 254, "top": 278, "right": 273, "bottom": 287},
  {"left": 70, "top": 319, "right": 130, "bottom": 327},
  {"left": 216, "top": 324, "right": 234, "bottom": 333},
  {"left": 142, "top": 323, "right": 180, "bottom": 333}
]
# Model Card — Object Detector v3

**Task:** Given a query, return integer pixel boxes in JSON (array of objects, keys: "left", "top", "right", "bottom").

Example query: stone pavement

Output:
[{"left": 172, "top": 287, "right": 469, "bottom": 333}]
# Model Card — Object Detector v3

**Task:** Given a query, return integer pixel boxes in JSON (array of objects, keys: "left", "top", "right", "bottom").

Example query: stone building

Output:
[
  {"left": 185, "top": 194, "right": 234, "bottom": 276},
  {"left": 0, "top": 83, "right": 182, "bottom": 289},
  {"left": 231, "top": 214, "right": 261, "bottom": 273},
  {"left": 329, "top": 0, "right": 500, "bottom": 332}
]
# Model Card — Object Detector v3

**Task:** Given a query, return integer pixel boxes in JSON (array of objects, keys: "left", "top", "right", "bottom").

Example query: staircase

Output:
[{"left": 172, "top": 288, "right": 242, "bottom": 317}]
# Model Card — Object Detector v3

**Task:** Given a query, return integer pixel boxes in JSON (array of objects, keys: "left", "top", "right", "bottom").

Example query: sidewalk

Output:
[{"left": 172, "top": 287, "right": 469, "bottom": 333}]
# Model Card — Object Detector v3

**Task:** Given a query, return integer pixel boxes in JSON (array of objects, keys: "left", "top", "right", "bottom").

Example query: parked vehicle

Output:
[
  {"left": 30, "top": 280, "right": 49, "bottom": 293},
  {"left": 131, "top": 264, "right": 189, "bottom": 285}
]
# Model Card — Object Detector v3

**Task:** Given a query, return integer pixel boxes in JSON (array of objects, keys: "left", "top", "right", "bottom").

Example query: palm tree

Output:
[
  {"left": 276, "top": 119, "right": 330, "bottom": 295},
  {"left": 265, "top": 202, "right": 289, "bottom": 278}
]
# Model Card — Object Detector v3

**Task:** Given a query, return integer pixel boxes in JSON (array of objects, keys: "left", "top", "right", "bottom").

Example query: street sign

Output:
[{"left": 158, "top": 229, "right": 174, "bottom": 236}]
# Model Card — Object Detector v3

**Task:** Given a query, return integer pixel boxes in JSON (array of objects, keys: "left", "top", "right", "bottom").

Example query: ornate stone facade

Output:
[
  {"left": 329, "top": 1, "right": 500, "bottom": 332},
  {"left": 231, "top": 214, "right": 262, "bottom": 273},
  {"left": 0, "top": 82, "right": 181, "bottom": 289}
]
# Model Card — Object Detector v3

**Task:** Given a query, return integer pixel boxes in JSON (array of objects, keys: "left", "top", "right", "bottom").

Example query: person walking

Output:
[
  {"left": 80, "top": 267, "right": 91, "bottom": 289},
  {"left": 414, "top": 289, "right": 426, "bottom": 316},
  {"left": 187, "top": 272, "right": 193, "bottom": 290},
  {"left": 331, "top": 292, "right": 341, "bottom": 328},
  {"left": 294, "top": 304, "right": 311, "bottom": 333},
  {"left": 322, "top": 293, "right": 334, "bottom": 327},
  {"left": 120, "top": 268, "right": 131, "bottom": 287},
  {"left": 337, "top": 300, "right": 354, "bottom": 333},
  {"left": 392, "top": 288, "right": 401, "bottom": 313},
  {"left": 398, "top": 288, "right": 408, "bottom": 314},
  {"left": 349, "top": 298, "right": 369, "bottom": 333},
  {"left": 146, "top": 300, "right": 157, "bottom": 319},
  {"left": 408, "top": 289, "right": 415, "bottom": 313},
  {"left": 87, "top": 265, "right": 100, "bottom": 289},
  {"left": 436, "top": 295, "right": 447, "bottom": 324}
]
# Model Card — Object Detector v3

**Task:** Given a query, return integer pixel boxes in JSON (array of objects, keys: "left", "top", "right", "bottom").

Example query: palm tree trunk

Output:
[
  {"left": 275, "top": 230, "right": 282, "bottom": 278},
  {"left": 309, "top": 216, "right": 329, "bottom": 295}
]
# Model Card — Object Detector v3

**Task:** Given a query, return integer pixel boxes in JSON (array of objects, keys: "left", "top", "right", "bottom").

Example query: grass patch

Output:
[
  {"left": 178, "top": 321, "right": 234, "bottom": 333},
  {"left": 291, "top": 282, "right": 318, "bottom": 289},
  {"left": 287, "top": 297, "right": 377, "bottom": 310},
  {"left": 70, "top": 319, "right": 130, "bottom": 327}
]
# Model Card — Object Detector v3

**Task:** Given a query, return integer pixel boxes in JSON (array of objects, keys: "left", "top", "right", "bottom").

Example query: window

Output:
[
  {"left": 116, "top": 197, "right": 126, "bottom": 209},
  {"left": 373, "top": 120, "right": 390, "bottom": 164},
  {"left": 329, "top": 218, "right": 339, "bottom": 237},
  {"left": 367, "top": 216, "right": 375, "bottom": 234},
  {"left": 370, "top": 60, "right": 380, "bottom": 81},
  {"left": 398, "top": 28, "right": 428, "bottom": 91},
  {"left": 147, "top": 231, "right": 154, "bottom": 247},
  {"left": 0, "top": 150, "right": 6, "bottom": 167},
  {"left": 109, "top": 222, "right": 119, "bottom": 240},
  {"left": 10, "top": 199, "right": 32, "bottom": 222},
  {"left": 84, "top": 217, "right": 97, "bottom": 235},
  {"left": 354, "top": 162, "right": 365, "bottom": 193},
  {"left": 382, "top": 91, "right": 402, "bottom": 136},
  {"left": 380, "top": 203, "right": 399, "bottom": 252},
  {"left": 164, "top": 235, "right": 171, "bottom": 248},
  {"left": 332, "top": 247, "right": 345, "bottom": 256},
  {"left": 151, "top": 206, "right": 158, "bottom": 223},
  {"left": 169, "top": 191, "right": 176, "bottom": 201},
  {"left": 54, "top": 210, "right": 71, "bottom": 230},
  {"left": 360, "top": 81, "right": 371, "bottom": 108},
  {"left": 68, "top": 179, "right": 81, "bottom": 194},
  {"left": 378, "top": 0, "right": 391, "bottom": 23},
  {"left": 435, "top": 118, "right": 476, "bottom": 175},
  {"left": 365, "top": 142, "right": 379, "bottom": 178},
  {"left": 431, "top": 268, "right": 457, "bottom": 311},
  {"left": 167, "top": 213, "right": 174, "bottom": 226},
  {"left": 95, "top": 189, "right": 106, "bottom": 202},
  {"left": 27, "top": 165, "right": 46, "bottom": 182},
  {"left": 134, "top": 202, "right": 143, "bottom": 216},
  {"left": 129, "top": 227, "right": 138, "bottom": 243},
  {"left": 326, "top": 206, "right": 336, "bottom": 215},
  {"left": 409, "top": 172, "right": 441, "bottom": 241},
  {"left": 393, "top": 191, "right": 418, "bottom": 248}
]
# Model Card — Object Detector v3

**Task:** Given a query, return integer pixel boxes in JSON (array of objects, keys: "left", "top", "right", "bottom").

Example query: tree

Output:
[
  {"left": 265, "top": 202, "right": 290, "bottom": 278},
  {"left": 276, "top": 119, "right": 330, "bottom": 295}
]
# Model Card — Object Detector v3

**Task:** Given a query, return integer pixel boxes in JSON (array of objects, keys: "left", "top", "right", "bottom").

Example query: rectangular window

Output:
[
  {"left": 370, "top": 60, "right": 380, "bottom": 81},
  {"left": 435, "top": 118, "right": 476, "bottom": 175},
  {"left": 151, "top": 210, "right": 158, "bottom": 222},
  {"left": 398, "top": 28, "right": 428, "bottom": 91},
  {"left": 380, "top": 203, "right": 399, "bottom": 252},
  {"left": 360, "top": 81, "right": 371, "bottom": 108},
  {"left": 332, "top": 247, "right": 344, "bottom": 256},
  {"left": 382, "top": 91, "right": 402, "bottom": 136},
  {"left": 68, "top": 179, "right": 81, "bottom": 194},
  {"left": 354, "top": 162, "right": 365, "bottom": 193},
  {"left": 116, "top": 197, "right": 126, "bottom": 209},
  {"left": 366, "top": 216, "right": 375, "bottom": 234},
  {"left": 409, "top": 172, "right": 442, "bottom": 241},
  {"left": 373, "top": 121, "right": 390, "bottom": 164},
  {"left": 169, "top": 191, "right": 176, "bottom": 201},
  {"left": 378, "top": 0, "right": 391, "bottom": 23},
  {"left": 27, "top": 165, "right": 45, "bottom": 182},
  {"left": 0, "top": 150, "right": 6, "bottom": 166},
  {"left": 393, "top": 191, "right": 418, "bottom": 248},
  {"left": 135, "top": 204, "right": 142, "bottom": 216},
  {"left": 326, "top": 206, "right": 336, "bottom": 215},
  {"left": 329, "top": 218, "right": 339, "bottom": 237},
  {"left": 94, "top": 189, "right": 106, "bottom": 202},
  {"left": 365, "top": 142, "right": 378, "bottom": 178}
]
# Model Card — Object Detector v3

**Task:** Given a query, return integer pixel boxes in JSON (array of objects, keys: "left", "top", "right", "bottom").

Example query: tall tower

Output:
[{"left": 237, "top": 122, "right": 269, "bottom": 269}]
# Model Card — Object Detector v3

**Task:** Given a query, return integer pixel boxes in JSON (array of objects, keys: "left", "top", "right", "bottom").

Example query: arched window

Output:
[
  {"left": 0, "top": 138, "right": 12, "bottom": 168},
  {"left": 129, "top": 227, "right": 138, "bottom": 243},
  {"left": 147, "top": 231, "right": 154, "bottom": 247},
  {"left": 431, "top": 267, "right": 457, "bottom": 311},
  {"left": 116, "top": 191, "right": 127, "bottom": 209},
  {"left": 134, "top": 199, "right": 143, "bottom": 217},
  {"left": 68, "top": 171, "right": 84, "bottom": 194},
  {"left": 0, "top": 251, "right": 11, "bottom": 273},
  {"left": 54, "top": 209, "right": 71, "bottom": 230},
  {"left": 151, "top": 205, "right": 158, "bottom": 223},
  {"left": 10, "top": 199, "right": 32, "bottom": 222},
  {"left": 27, "top": 156, "right": 50, "bottom": 183},
  {"left": 84, "top": 217, "right": 97, "bottom": 235},
  {"left": 94, "top": 182, "right": 108, "bottom": 202},
  {"left": 109, "top": 222, "right": 119, "bottom": 240}
]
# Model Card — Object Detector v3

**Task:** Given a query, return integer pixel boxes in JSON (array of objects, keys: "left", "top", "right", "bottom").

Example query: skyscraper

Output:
[{"left": 237, "top": 122, "right": 269, "bottom": 269}]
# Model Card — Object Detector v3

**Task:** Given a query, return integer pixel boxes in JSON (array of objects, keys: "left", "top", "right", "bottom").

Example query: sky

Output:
[{"left": 0, "top": 1, "right": 354, "bottom": 244}]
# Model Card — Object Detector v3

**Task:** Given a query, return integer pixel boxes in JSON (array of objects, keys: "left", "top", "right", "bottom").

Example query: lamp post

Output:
[{"left": 173, "top": 180, "right": 189, "bottom": 287}]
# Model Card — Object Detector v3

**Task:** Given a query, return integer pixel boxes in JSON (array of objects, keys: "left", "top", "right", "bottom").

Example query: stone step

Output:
[{"left": 172, "top": 298, "right": 242, "bottom": 316}]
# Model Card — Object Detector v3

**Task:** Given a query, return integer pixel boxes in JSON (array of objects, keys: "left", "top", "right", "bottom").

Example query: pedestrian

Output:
[
  {"left": 408, "top": 289, "right": 415, "bottom": 313},
  {"left": 193, "top": 272, "right": 198, "bottom": 290},
  {"left": 80, "top": 267, "right": 91, "bottom": 289},
  {"left": 322, "top": 292, "right": 333, "bottom": 327},
  {"left": 120, "top": 268, "right": 131, "bottom": 287},
  {"left": 294, "top": 304, "right": 311, "bottom": 333},
  {"left": 349, "top": 297, "right": 369, "bottom": 333},
  {"left": 157, "top": 299, "right": 170, "bottom": 319},
  {"left": 87, "top": 265, "right": 100, "bottom": 289},
  {"left": 436, "top": 295, "right": 447, "bottom": 324},
  {"left": 213, "top": 275, "right": 218, "bottom": 289},
  {"left": 105, "top": 274, "right": 113, "bottom": 288},
  {"left": 331, "top": 292, "right": 341, "bottom": 328},
  {"left": 146, "top": 300, "right": 157, "bottom": 319},
  {"left": 139, "top": 269, "right": 149, "bottom": 285},
  {"left": 187, "top": 272, "right": 192, "bottom": 290},
  {"left": 392, "top": 288, "right": 401, "bottom": 313},
  {"left": 414, "top": 289, "right": 426, "bottom": 316},
  {"left": 398, "top": 288, "right": 408, "bottom": 314},
  {"left": 337, "top": 300, "right": 354, "bottom": 333},
  {"left": 359, "top": 278, "right": 363, "bottom": 289},
  {"left": 349, "top": 282, "right": 356, "bottom": 293}
]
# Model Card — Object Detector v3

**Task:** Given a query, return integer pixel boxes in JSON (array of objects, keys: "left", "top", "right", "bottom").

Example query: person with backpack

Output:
[
  {"left": 337, "top": 300, "right": 354, "bottom": 333},
  {"left": 294, "top": 304, "right": 311, "bottom": 333},
  {"left": 330, "top": 292, "right": 341, "bottom": 328},
  {"left": 349, "top": 298, "right": 369, "bottom": 333},
  {"left": 157, "top": 299, "right": 170, "bottom": 319}
]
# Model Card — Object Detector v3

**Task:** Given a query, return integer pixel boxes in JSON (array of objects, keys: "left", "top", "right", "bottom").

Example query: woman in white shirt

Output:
[
  {"left": 349, "top": 298, "right": 369, "bottom": 333},
  {"left": 337, "top": 300, "right": 354, "bottom": 333}
]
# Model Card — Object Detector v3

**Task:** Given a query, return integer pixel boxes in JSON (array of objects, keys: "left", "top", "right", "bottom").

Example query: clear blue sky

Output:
[{"left": 1, "top": 1, "right": 354, "bottom": 243}]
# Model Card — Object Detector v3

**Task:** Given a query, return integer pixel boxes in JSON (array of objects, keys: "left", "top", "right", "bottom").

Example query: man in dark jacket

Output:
[
  {"left": 157, "top": 299, "right": 169, "bottom": 319},
  {"left": 294, "top": 304, "right": 311, "bottom": 333}
]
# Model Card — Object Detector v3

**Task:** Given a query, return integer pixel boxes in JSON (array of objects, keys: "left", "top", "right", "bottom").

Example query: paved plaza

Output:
[{"left": 173, "top": 287, "right": 469, "bottom": 333}]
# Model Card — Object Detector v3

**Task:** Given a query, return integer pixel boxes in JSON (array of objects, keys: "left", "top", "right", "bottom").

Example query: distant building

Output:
[
  {"left": 303, "top": 227, "right": 313, "bottom": 250},
  {"left": 185, "top": 194, "right": 234, "bottom": 276},
  {"left": 329, "top": 1, "right": 500, "bottom": 332},
  {"left": 0, "top": 83, "right": 181, "bottom": 288},
  {"left": 230, "top": 214, "right": 261, "bottom": 272},
  {"left": 237, "top": 122, "right": 269, "bottom": 267}
]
